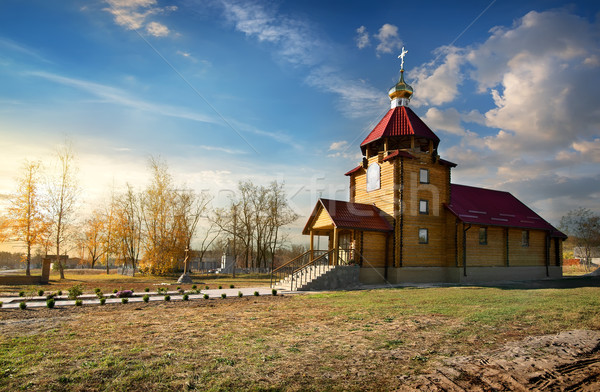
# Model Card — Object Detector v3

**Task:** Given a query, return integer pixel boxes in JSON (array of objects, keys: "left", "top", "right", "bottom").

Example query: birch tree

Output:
[
  {"left": 47, "top": 144, "right": 79, "bottom": 279},
  {"left": 81, "top": 209, "right": 106, "bottom": 269},
  {"left": 115, "top": 184, "right": 142, "bottom": 274},
  {"left": 7, "top": 161, "right": 44, "bottom": 275}
]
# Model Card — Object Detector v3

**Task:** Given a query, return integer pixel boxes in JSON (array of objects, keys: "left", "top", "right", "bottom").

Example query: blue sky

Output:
[{"left": 1, "top": 0, "right": 599, "bottom": 245}]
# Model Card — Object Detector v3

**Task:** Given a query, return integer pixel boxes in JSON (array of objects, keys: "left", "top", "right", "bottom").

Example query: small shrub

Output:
[
  {"left": 221, "top": 293, "right": 227, "bottom": 299},
  {"left": 254, "top": 291, "right": 259, "bottom": 296},
  {"left": 177, "top": 286, "right": 181, "bottom": 290},
  {"left": 99, "top": 298, "right": 106, "bottom": 305},
  {"left": 192, "top": 285, "right": 197, "bottom": 289},
  {"left": 96, "top": 292, "right": 104, "bottom": 299},
  {"left": 164, "top": 295, "right": 171, "bottom": 301},
  {"left": 182, "top": 294, "right": 189, "bottom": 301},
  {"left": 205, "top": 285, "right": 209, "bottom": 290},
  {"left": 113, "top": 289, "right": 118, "bottom": 293},
  {"left": 203, "top": 294, "right": 209, "bottom": 299},
  {"left": 238, "top": 291, "right": 243, "bottom": 297},
  {"left": 272, "top": 289, "right": 277, "bottom": 296},
  {"left": 94, "top": 288, "right": 101, "bottom": 294},
  {"left": 19, "top": 301, "right": 27, "bottom": 310},
  {"left": 0, "top": 301, "right": 3, "bottom": 308},
  {"left": 121, "top": 298, "right": 128, "bottom": 304},
  {"left": 19, "top": 291, "right": 25, "bottom": 297},
  {"left": 46, "top": 293, "right": 55, "bottom": 300},
  {"left": 178, "top": 288, "right": 185, "bottom": 294},
  {"left": 115, "top": 290, "right": 133, "bottom": 298},
  {"left": 144, "top": 287, "right": 150, "bottom": 292},
  {"left": 37, "top": 289, "right": 44, "bottom": 296},
  {"left": 230, "top": 284, "right": 234, "bottom": 289},
  {"left": 75, "top": 299, "right": 83, "bottom": 306},
  {"left": 46, "top": 298, "right": 55, "bottom": 309},
  {"left": 143, "top": 294, "right": 150, "bottom": 303},
  {"left": 218, "top": 285, "right": 222, "bottom": 289},
  {"left": 57, "top": 290, "right": 62, "bottom": 296},
  {"left": 68, "top": 285, "right": 84, "bottom": 300}
]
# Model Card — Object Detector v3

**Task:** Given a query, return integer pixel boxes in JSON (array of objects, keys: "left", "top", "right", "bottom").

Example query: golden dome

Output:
[{"left": 388, "top": 70, "right": 413, "bottom": 101}]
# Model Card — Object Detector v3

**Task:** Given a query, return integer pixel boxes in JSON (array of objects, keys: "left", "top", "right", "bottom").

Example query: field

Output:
[{"left": 1, "top": 275, "right": 600, "bottom": 391}]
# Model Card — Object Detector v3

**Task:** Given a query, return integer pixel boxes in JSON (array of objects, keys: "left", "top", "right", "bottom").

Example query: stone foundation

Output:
[{"left": 359, "top": 266, "right": 563, "bottom": 285}]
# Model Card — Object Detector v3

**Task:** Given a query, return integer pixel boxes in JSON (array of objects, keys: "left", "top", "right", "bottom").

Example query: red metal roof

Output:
[
  {"left": 447, "top": 184, "right": 566, "bottom": 238},
  {"left": 383, "top": 149, "right": 415, "bottom": 162},
  {"left": 360, "top": 106, "right": 440, "bottom": 148},
  {"left": 344, "top": 165, "right": 362, "bottom": 176},
  {"left": 303, "top": 198, "right": 393, "bottom": 234}
]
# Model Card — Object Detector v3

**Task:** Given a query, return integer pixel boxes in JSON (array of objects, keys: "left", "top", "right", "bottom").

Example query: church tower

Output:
[{"left": 347, "top": 48, "right": 456, "bottom": 277}]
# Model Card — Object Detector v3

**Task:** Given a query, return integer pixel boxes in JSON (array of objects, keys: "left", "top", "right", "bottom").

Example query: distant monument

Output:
[
  {"left": 177, "top": 248, "right": 194, "bottom": 284},
  {"left": 218, "top": 240, "right": 236, "bottom": 274}
]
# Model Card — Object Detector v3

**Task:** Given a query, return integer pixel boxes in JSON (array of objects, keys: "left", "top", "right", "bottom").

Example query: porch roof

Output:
[{"left": 302, "top": 198, "right": 393, "bottom": 235}]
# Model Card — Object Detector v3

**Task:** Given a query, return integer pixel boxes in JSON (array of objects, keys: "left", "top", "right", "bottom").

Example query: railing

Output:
[
  {"left": 288, "top": 249, "right": 334, "bottom": 291},
  {"left": 270, "top": 248, "right": 368, "bottom": 290},
  {"left": 270, "top": 250, "right": 326, "bottom": 288}
]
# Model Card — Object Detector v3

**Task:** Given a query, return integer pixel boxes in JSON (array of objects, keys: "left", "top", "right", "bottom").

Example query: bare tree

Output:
[
  {"left": 115, "top": 184, "right": 143, "bottom": 275},
  {"left": 46, "top": 145, "right": 79, "bottom": 279},
  {"left": 101, "top": 190, "right": 117, "bottom": 275},
  {"left": 214, "top": 180, "right": 299, "bottom": 270},
  {"left": 560, "top": 208, "right": 600, "bottom": 271}
]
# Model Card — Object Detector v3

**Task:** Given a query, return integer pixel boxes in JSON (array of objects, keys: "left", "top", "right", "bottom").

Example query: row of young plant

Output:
[
  {"left": 3, "top": 288, "right": 278, "bottom": 309},
  {"left": 13, "top": 283, "right": 239, "bottom": 299}
]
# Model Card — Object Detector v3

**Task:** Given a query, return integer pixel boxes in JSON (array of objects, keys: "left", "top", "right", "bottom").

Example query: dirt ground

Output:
[{"left": 402, "top": 329, "right": 600, "bottom": 391}]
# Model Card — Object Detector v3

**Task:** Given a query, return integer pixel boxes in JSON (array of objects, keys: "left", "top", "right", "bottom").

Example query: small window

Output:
[
  {"left": 419, "top": 168, "right": 429, "bottom": 184},
  {"left": 479, "top": 227, "right": 487, "bottom": 245},
  {"left": 522, "top": 230, "right": 529, "bottom": 247},
  {"left": 419, "top": 199, "right": 429, "bottom": 214},
  {"left": 418, "top": 228, "right": 429, "bottom": 244}
]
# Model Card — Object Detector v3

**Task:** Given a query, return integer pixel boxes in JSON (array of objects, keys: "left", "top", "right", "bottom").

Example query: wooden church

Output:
[{"left": 301, "top": 51, "right": 566, "bottom": 285}]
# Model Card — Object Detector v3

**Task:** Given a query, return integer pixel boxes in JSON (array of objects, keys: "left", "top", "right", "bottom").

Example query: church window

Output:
[
  {"left": 366, "top": 163, "right": 381, "bottom": 192},
  {"left": 419, "top": 168, "right": 429, "bottom": 184},
  {"left": 418, "top": 228, "right": 428, "bottom": 244},
  {"left": 419, "top": 199, "right": 429, "bottom": 214},
  {"left": 479, "top": 227, "right": 487, "bottom": 245},
  {"left": 522, "top": 230, "right": 529, "bottom": 247}
]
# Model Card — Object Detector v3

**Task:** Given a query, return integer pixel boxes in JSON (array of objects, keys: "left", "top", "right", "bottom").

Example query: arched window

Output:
[{"left": 366, "top": 163, "right": 381, "bottom": 192}]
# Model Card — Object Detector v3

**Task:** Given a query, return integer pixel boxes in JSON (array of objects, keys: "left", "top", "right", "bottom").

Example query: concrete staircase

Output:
[{"left": 273, "top": 264, "right": 360, "bottom": 291}]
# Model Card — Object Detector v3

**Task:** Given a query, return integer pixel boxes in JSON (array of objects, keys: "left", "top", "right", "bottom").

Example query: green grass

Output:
[{"left": 0, "top": 285, "right": 598, "bottom": 391}]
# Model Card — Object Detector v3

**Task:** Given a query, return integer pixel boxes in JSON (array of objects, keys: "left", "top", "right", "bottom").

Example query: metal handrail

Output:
[
  {"left": 290, "top": 249, "right": 334, "bottom": 291},
  {"left": 271, "top": 248, "right": 368, "bottom": 291},
  {"left": 270, "top": 250, "right": 327, "bottom": 288}
]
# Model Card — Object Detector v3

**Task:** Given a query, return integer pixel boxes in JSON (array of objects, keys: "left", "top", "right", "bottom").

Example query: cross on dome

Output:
[{"left": 398, "top": 47, "right": 408, "bottom": 70}]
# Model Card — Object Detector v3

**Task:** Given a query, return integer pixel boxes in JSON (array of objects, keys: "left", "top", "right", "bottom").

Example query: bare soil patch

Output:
[{"left": 403, "top": 329, "right": 600, "bottom": 391}]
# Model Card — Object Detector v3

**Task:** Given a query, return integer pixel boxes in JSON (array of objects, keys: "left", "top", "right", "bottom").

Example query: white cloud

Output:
[
  {"left": 221, "top": 0, "right": 322, "bottom": 67},
  {"left": 374, "top": 24, "right": 402, "bottom": 56},
  {"left": 28, "top": 71, "right": 218, "bottom": 125},
  {"left": 146, "top": 21, "right": 169, "bottom": 37},
  {"left": 355, "top": 26, "right": 370, "bottom": 49},
  {"left": 410, "top": 46, "right": 465, "bottom": 107},
  {"left": 104, "top": 0, "right": 176, "bottom": 36},
  {"left": 329, "top": 141, "right": 349, "bottom": 151},
  {"left": 305, "top": 66, "right": 385, "bottom": 119},
  {"left": 422, "top": 107, "right": 465, "bottom": 135}
]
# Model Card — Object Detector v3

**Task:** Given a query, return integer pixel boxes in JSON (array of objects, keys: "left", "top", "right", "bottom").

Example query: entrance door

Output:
[{"left": 339, "top": 232, "right": 353, "bottom": 265}]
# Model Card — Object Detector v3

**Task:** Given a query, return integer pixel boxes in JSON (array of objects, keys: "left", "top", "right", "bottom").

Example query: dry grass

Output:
[
  {"left": 1, "top": 283, "right": 599, "bottom": 391},
  {"left": 562, "top": 263, "right": 599, "bottom": 276},
  {"left": 0, "top": 270, "right": 271, "bottom": 296}
]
